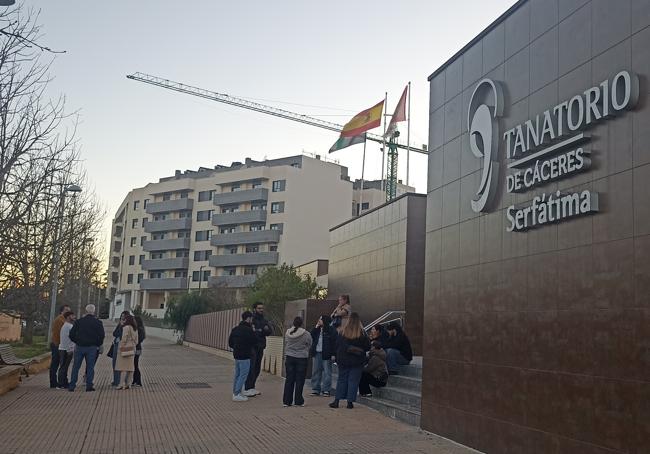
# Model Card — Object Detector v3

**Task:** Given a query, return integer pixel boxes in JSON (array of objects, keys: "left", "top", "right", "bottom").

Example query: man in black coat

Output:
[
  {"left": 383, "top": 321, "right": 413, "bottom": 375},
  {"left": 228, "top": 311, "right": 257, "bottom": 401},
  {"left": 309, "top": 315, "right": 337, "bottom": 396},
  {"left": 243, "top": 302, "right": 272, "bottom": 395},
  {"left": 68, "top": 304, "right": 105, "bottom": 392}
]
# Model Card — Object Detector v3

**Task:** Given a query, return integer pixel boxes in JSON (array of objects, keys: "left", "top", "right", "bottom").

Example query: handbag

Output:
[
  {"left": 119, "top": 345, "right": 135, "bottom": 357},
  {"left": 346, "top": 344, "right": 366, "bottom": 357},
  {"left": 107, "top": 344, "right": 114, "bottom": 359}
]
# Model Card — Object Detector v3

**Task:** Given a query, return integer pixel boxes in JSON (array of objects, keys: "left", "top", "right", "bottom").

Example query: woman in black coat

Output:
[
  {"left": 132, "top": 316, "right": 146, "bottom": 386},
  {"left": 309, "top": 315, "right": 337, "bottom": 396}
]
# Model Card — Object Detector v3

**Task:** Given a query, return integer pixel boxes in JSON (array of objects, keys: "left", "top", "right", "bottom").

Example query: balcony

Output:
[
  {"left": 210, "top": 229, "right": 280, "bottom": 246},
  {"left": 211, "top": 210, "right": 266, "bottom": 226},
  {"left": 143, "top": 238, "right": 191, "bottom": 252},
  {"left": 142, "top": 257, "right": 189, "bottom": 271},
  {"left": 212, "top": 188, "right": 268, "bottom": 206},
  {"left": 144, "top": 218, "right": 192, "bottom": 233},
  {"left": 209, "top": 251, "right": 278, "bottom": 267},
  {"left": 209, "top": 274, "right": 257, "bottom": 288},
  {"left": 140, "top": 277, "right": 188, "bottom": 290},
  {"left": 145, "top": 198, "right": 193, "bottom": 214}
]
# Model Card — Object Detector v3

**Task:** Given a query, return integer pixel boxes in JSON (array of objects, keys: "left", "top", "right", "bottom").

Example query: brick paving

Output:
[{"left": 0, "top": 325, "right": 475, "bottom": 454}]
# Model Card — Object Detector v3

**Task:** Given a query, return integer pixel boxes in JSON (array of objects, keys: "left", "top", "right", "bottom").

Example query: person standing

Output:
[
  {"left": 310, "top": 314, "right": 337, "bottom": 396},
  {"left": 358, "top": 341, "right": 389, "bottom": 397},
  {"left": 331, "top": 294, "right": 351, "bottom": 330},
  {"left": 111, "top": 311, "right": 129, "bottom": 387},
  {"left": 132, "top": 315, "right": 146, "bottom": 387},
  {"left": 57, "top": 311, "right": 76, "bottom": 389},
  {"left": 49, "top": 304, "right": 70, "bottom": 388},
  {"left": 244, "top": 302, "right": 272, "bottom": 396},
  {"left": 329, "top": 312, "right": 370, "bottom": 409},
  {"left": 68, "top": 304, "right": 104, "bottom": 392},
  {"left": 383, "top": 322, "right": 413, "bottom": 375},
  {"left": 283, "top": 317, "right": 312, "bottom": 407},
  {"left": 115, "top": 314, "right": 138, "bottom": 390},
  {"left": 228, "top": 311, "right": 257, "bottom": 402}
]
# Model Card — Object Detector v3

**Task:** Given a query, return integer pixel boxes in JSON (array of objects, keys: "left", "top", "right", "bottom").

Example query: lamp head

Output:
[{"left": 64, "top": 184, "right": 82, "bottom": 193}]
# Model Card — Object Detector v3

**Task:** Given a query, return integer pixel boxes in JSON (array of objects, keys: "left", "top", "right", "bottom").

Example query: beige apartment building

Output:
[
  {"left": 108, "top": 154, "right": 356, "bottom": 318},
  {"left": 352, "top": 179, "right": 414, "bottom": 216}
]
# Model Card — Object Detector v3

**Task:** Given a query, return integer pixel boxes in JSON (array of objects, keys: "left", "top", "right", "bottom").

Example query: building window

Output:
[
  {"left": 195, "top": 230, "right": 211, "bottom": 241},
  {"left": 162, "top": 193, "right": 171, "bottom": 201},
  {"left": 143, "top": 199, "right": 149, "bottom": 208},
  {"left": 197, "top": 210, "right": 212, "bottom": 221},
  {"left": 227, "top": 246, "right": 238, "bottom": 254},
  {"left": 220, "top": 226, "right": 237, "bottom": 234},
  {"left": 224, "top": 267, "right": 236, "bottom": 276},
  {"left": 244, "top": 266, "right": 257, "bottom": 275},
  {"left": 140, "top": 236, "right": 147, "bottom": 246},
  {"left": 111, "top": 257, "right": 120, "bottom": 267},
  {"left": 133, "top": 201, "right": 140, "bottom": 210},
  {"left": 272, "top": 180, "right": 286, "bottom": 192},
  {"left": 178, "top": 211, "right": 191, "bottom": 219},
  {"left": 198, "top": 190, "right": 213, "bottom": 202},
  {"left": 180, "top": 192, "right": 188, "bottom": 199},
  {"left": 252, "top": 181, "right": 262, "bottom": 189},
  {"left": 270, "top": 223, "right": 283, "bottom": 232},
  {"left": 174, "top": 270, "right": 188, "bottom": 278},
  {"left": 194, "top": 250, "right": 211, "bottom": 261},
  {"left": 128, "top": 255, "right": 135, "bottom": 265},
  {"left": 245, "top": 244, "right": 259, "bottom": 253},
  {"left": 362, "top": 202, "right": 369, "bottom": 210},
  {"left": 270, "top": 202, "right": 284, "bottom": 213},
  {"left": 221, "top": 205, "right": 239, "bottom": 213},
  {"left": 137, "top": 273, "right": 143, "bottom": 284},
  {"left": 152, "top": 232, "right": 166, "bottom": 240},
  {"left": 194, "top": 270, "right": 211, "bottom": 282},
  {"left": 231, "top": 184, "right": 241, "bottom": 192},
  {"left": 250, "top": 224, "right": 266, "bottom": 232},
  {"left": 270, "top": 245, "right": 278, "bottom": 252},
  {"left": 149, "top": 272, "right": 163, "bottom": 279},
  {"left": 176, "top": 250, "right": 189, "bottom": 258},
  {"left": 141, "top": 218, "right": 147, "bottom": 227},
  {"left": 251, "top": 203, "right": 266, "bottom": 211},
  {"left": 139, "top": 255, "right": 145, "bottom": 265},
  {"left": 131, "top": 219, "right": 138, "bottom": 229},
  {"left": 127, "top": 274, "right": 133, "bottom": 284},
  {"left": 177, "top": 231, "right": 191, "bottom": 239},
  {"left": 151, "top": 252, "right": 164, "bottom": 259},
  {"left": 291, "top": 162, "right": 300, "bottom": 168},
  {"left": 130, "top": 237, "right": 136, "bottom": 247},
  {"left": 153, "top": 214, "right": 167, "bottom": 221}
]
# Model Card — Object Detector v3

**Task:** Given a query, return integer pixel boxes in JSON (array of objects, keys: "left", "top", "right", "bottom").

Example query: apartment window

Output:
[
  {"left": 111, "top": 257, "right": 120, "bottom": 267},
  {"left": 198, "top": 190, "right": 213, "bottom": 202},
  {"left": 140, "top": 236, "right": 147, "bottom": 246},
  {"left": 362, "top": 202, "right": 369, "bottom": 210},
  {"left": 153, "top": 214, "right": 167, "bottom": 221},
  {"left": 270, "top": 245, "right": 278, "bottom": 252},
  {"left": 177, "top": 231, "right": 191, "bottom": 239},
  {"left": 162, "top": 193, "right": 171, "bottom": 201},
  {"left": 252, "top": 181, "right": 262, "bottom": 189},
  {"left": 223, "top": 267, "right": 236, "bottom": 276},
  {"left": 176, "top": 250, "right": 189, "bottom": 258},
  {"left": 179, "top": 210, "right": 191, "bottom": 218},
  {"left": 270, "top": 223, "right": 283, "bottom": 232},
  {"left": 227, "top": 246, "right": 238, "bottom": 255},
  {"left": 133, "top": 200, "right": 140, "bottom": 210},
  {"left": 143, "top": 199, "right": 149, "bottom": 208},
  {"left": 220, "top": 226, "right": 237, "bottom": 234},
  {"left": 139, "top": 255, "right": 145, "bottom": 265},
  {"left": 127, "top": 274, "right": 133, "bottom": 284},
  {"left": 250, "top": 224, "right": 265, "bottom": 232},
  {"left": 291, "top": 162, "right": 300, "bottom": 168},
  {"left": 192, "top": 270, "right": 210, "bottom": 282},
  {"left": 128, "top": 255, "right": 135, "bottom": 266},
  {"left": 151, "top": 252, "right": 164, "bottom": 259},
  {"left": 149, "top": 272, "right": 163, "bottom": 279},
  {"left": 244, "top": 266, "right": 258, "bottom": 275},
  {"left": 137, "top": 273, "right": 143, "bottom": 284},
  {"left": 272, "top": 180, "right": 286, "bottom": 192},
  {"left": 130, "top": 237, "right": 136, "bottom": 247},
  {"left": 221, "top": 205, "right": 239, "bottom": 213},
  {"left": 197, "top": 210, "right": 212, "bottom": 221},
  {"left": 141, "top": 218, "right": 147, "bottom": 227},
  {"left": 194, "top": 250, "right": 212, "bottom": 261},
  {"left": 245, "top": 244, "right": 259, "bottom": 253},
  {"left": 131, "top": 219, "right": 138, "bottom": 229},
  {"left": 180, "top": 192, "right": 188, "bottom": 199},
  {"left": 270, "top": 202, "right": 284, "bottom": 213},
  {"left": 174, "top": 270, "right": 188, "bottom": 278},
  {"left": 195, "top": 230, "right": 211, "bottom": 241},
  {"left": 251, "top": 203, "right": 266, "bottom": 211},
  {"left": 152, "top": 232, "right": 166, "bottom": 240},
  {"left": 231, "top": 184, "right": 241, "bottom": 192}
]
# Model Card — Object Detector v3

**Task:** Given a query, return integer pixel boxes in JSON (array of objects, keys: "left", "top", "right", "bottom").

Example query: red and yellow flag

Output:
[{"left": 340, "top": 100, "right": 384, "bottom": 137}]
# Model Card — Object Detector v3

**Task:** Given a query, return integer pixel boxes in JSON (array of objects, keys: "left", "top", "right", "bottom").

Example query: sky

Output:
[{"left": 23, "top": 0, "right": 516, "bottom": 256}]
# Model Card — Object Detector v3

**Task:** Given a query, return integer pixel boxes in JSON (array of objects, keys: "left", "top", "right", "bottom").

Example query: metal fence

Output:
[{"left": 184, "top": 307, "right": 246, "bottom": 351}]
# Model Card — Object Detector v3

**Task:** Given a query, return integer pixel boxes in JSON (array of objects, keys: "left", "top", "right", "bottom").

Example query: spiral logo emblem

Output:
[{"left": 467, "top": 79, "right": 503, "bottom": 213}]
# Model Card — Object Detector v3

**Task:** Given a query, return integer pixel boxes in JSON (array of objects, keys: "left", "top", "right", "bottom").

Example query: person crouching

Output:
[{"left": 358, "top": 341, "right": 388, "bottom": 397}]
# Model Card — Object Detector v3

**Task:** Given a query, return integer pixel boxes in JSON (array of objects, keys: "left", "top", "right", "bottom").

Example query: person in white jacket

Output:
[
  {"left": 282, "top": 316, "right": 312, "bottom": 407},
  {"left": 57, "top": 311, "right": 76, "bottom": 388}
]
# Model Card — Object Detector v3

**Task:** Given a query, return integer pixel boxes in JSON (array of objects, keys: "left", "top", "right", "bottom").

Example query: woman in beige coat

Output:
[{"left": 115, "top": 314, "right": 139, "bottom": 390}]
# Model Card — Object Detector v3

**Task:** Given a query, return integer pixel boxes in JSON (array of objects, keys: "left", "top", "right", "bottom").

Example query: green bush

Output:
[{"left": 163, "top": 292, "right": 213, "bottom": 334}]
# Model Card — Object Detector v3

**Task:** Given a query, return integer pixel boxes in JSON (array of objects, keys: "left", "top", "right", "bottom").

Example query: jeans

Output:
[
  {"left": 283, "top": 356, "right": 308, "bottom": 406},
  {"left": 310, "top": 352, "right": 332, "bottom": 394},
  {"left": 49, "top": 344, "right": 60, "bottom": 387},
  {"left": 111, "top": 340, "right": 120, "bottom": 385},
  {"left": 358, "top": 372, "right": 387, "bottom": 395},
  {"left": 244, "top": 345, "right": 264, "bottom": 390},
  {"left": 233, "top": 359, "right": 251, "bottom": 396},
  {"left": 334, "top": 365, "right": 363, "bottom": 402},
  {"left": 385, "top": 348, "right": 410, "bottom": 372},
  {"left": 57, "top": 350, "right": 73, "bottom": 387},
  {"left": 133, "top": 352, "right": 142, "bottom": 385},
  {"left": 68, "top": 346, "right": 98, "bottom": 390}
]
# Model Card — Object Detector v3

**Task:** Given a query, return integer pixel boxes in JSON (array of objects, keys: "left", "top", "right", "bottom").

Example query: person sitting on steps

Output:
[
  {"left": 358, "top": 341, "right": 388, "bottom": 397},
  {"left": 383, "top": 321, "right": 413, "bottom": 375}
]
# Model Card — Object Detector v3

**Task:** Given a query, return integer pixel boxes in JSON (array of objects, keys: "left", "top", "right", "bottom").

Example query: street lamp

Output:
[
  {"left": 78, "top": 238, "right": 94, "bottom": 315},
  {"left": 198, "top": 265, "right": 206, "bottom": 295},
  {"left": 0, "top": 1, "right": 16, "bottom": 6},
  {"left": 46, "top": 184, "right": 82, "bottom": 344}
]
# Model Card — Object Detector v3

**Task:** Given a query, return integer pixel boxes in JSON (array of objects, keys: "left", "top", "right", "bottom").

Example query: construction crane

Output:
[{"left": 126, "top": 72, "right": 427, "bottom": 200}]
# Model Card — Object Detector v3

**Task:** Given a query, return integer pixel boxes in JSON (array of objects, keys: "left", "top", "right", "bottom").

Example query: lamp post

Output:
[
  {"left": 47, "top": 184, "right": 82, "bottom": 344},
  {"left": 77, "top": 238, "right": 93, "bottom": 315},
  {"left": 198, "top": 265, "right": 206, "bottom": 295},
  {"left": 0, "top": 1, "right": 16, "bottom": 5}
]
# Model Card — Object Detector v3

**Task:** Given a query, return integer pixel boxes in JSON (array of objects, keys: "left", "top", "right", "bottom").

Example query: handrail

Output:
[{"left": 363, "top": 310, "right": 406, "bottom": 332}]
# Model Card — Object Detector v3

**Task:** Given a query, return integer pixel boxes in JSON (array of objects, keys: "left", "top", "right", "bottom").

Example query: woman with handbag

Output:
[
  {"left": 115, "top": 314, "right": 139, "bottom": 390},
  {"left": 329, "top": 312, "right": 370, "bottom": 409}
]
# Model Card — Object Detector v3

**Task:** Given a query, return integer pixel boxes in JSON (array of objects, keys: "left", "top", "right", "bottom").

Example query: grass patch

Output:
[{"left": 8, "top": 335, "right": 49, "bottom": 359}]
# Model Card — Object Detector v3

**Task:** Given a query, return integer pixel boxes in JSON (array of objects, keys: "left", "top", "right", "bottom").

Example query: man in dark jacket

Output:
[
  {"left": 68, "top": 304, "right": 105, "bottom": 392},
  {"left": 228, "top": 311, "right": 257, "bottom": 401},
  {"left": 383, "top": 321, "right": 413, "bottom": 375},
  {"left": 244, "top": 302, "right": 272, "bottom": 395},
  {"left": 309, "top": 315, "right": 337, "bottom": 396}
]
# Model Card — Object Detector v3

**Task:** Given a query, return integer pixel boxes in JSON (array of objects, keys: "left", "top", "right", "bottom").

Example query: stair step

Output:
[
  {"left": 357, "top": 395, "right": 421, "bottom": 427},
  {"left": 394, "top": 364, "right": 422, "bottom": 379},
  {"left": 372, "top": 386, "right": 421, "bottom": 408},
  {"left": 386, "top": 374, "right": 421, "bottom": 392}
]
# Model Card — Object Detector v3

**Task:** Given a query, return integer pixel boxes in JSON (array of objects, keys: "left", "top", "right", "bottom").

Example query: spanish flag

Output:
[{"left": 340, "top": 100, "right": 384, "bottom": 137}]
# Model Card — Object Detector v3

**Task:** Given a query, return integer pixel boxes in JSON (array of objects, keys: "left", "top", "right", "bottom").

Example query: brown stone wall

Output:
[{"left": 0, "top": 314, "right": 21, "bottom": 342}]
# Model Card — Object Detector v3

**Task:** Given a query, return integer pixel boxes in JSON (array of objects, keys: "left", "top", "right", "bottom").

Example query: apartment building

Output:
[
  {"left": 352, "top": 179, "right": 415, "bottom": 216},
  {"left": 107, "top": 154, "right": 353, "bottom": 318}
]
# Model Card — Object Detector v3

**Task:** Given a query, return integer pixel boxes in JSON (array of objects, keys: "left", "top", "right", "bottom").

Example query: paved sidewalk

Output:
[{"left": 0, "top": 329, "right": 474, "bottom": 454}]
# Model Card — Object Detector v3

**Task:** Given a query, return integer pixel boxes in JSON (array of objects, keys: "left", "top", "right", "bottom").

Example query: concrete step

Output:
[
  {"left": 357, "top": 395, "right": 421, "bottom": 427},
  {"left": 394, "top": 363, "right": 422, "bottom": 379},
  {"left": 386, "top": 374, "right": 421, "bottom": 392},
  {"left": 371, "top": 386, "right": 421, "bottom": 408}
]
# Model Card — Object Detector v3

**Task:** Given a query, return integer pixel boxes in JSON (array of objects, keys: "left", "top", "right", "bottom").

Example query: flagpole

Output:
[
  {"left": 381, "top": 91, "right": 387, "bottom": 194},
  {"left": 406, "top": 81, "right": 411, "bottom": 187},
  {"left": 358, "top": 137, "right": 367, "bottom": 216}
]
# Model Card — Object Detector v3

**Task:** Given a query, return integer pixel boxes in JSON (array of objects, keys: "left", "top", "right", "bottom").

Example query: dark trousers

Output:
[
  {"left": 111, "top": 340, "right": 120, "bottom": 386},
  {"left": 244, "top": 345, "right": 264, "bottom": 390},
  {"left": 133, "top": 353, "right": 142, "bottom": 385},
  {"left": 49, "top": 344, "right": 60, "bottom": 387},
  {"left": 283, "top": 356, "right": 308, "bottom": 406},
  {"left": 68, "top": 346, "right": 98, "bottom": 390},
  {"left": 335, "top": 365, "right": 363, "bottom": 402},
  {"left": 358, "top": 372, "right": 386, "bottom": 395},
  {"left": 57, "top": 350, "right": 73, "bottom": 387}
]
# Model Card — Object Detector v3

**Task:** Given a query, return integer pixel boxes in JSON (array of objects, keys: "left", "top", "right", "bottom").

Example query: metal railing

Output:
[{"left": 363, "top": 310, "right": 406, "bottom": 332}]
